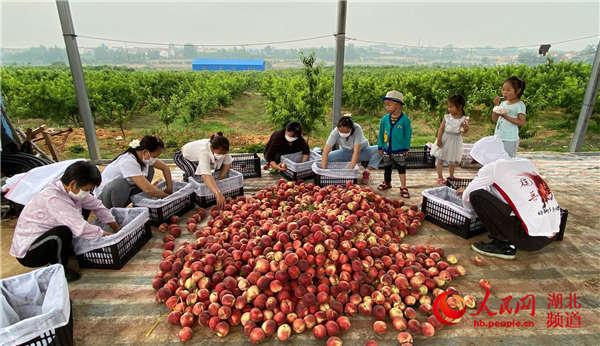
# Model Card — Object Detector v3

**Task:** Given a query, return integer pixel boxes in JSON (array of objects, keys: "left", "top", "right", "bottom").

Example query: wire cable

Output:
[
  {"left": 345, "top": 34, "right": 600, "bottom": 50},
  {"left": 76, "top": 34, "right": 334, "bottom": 47}
]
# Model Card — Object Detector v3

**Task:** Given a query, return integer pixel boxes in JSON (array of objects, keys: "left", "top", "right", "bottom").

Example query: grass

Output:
[
  {"left": 519, "top": 111, "right": 600, "bottom": 152},
  {"left": 11, "top": 93, "right": 600, "bottom": 160}
]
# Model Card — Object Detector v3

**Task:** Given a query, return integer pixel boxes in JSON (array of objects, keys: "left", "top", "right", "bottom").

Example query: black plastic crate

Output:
[
  {"left": 421, "top": 194, "right": 486, "bottom": 239},
  {"left": 279, "top": 152, "right": 321, "bottom": 181},
  {"left": 77, "top": 223, "right": 152, "bottom": 269},
  {"left": 19, "top": 302, "right": 73, "bottom": 346},
  {"left": 281, "top": 168, "right": 314, "bottom": 181},
  {"left": 314, "top": 174, "right": 358, "bottom": 187},
  {"left": 445, "top": 177, "right": 473, "bottom": 190},
  {"left": 425, "top": 180, "right": 569, "bottom": 240},
  {"left": 405, "top": 145, "right": 435, "bottom": 169},
  {"left": 231, "top": 153, "right": 261, "bottom": 179},
  {"left": 147, "top": 194, "right": 195, "bottom": 225},
  {"left": 195, "top": 187, "right": 245, "bottom": 208},
  {"left": 365, "top": 145, "right": 435, "bottom": 169}
]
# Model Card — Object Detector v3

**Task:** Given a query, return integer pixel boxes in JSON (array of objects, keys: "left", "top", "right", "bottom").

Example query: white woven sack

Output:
[
  {"left": 2, "top": 159, "right": 84, "bottom": 205},
  {"left": 131, "top": 181, "right": 194, "bottom": 209},
  {"left": 0, "top": 264, "right": 70, "bottom": 346},
  {"left": 421, "top": 186, "right": 477, "bottom": 218},
  {"left": 281, "top": 151, "right": 322, "bottom": 172},
  {"left": 72, "top": 207, "right": 149, "bottom": 255},
  {"left": 190, "top": 169, "right": 244, "bottom": 197},
  {"left": 311, "top": 162, "right": 360, "bottom": 179}
]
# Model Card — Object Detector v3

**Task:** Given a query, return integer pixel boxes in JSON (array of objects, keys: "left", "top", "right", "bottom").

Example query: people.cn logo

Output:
[{"left": 433, "top": 291, "right": 467, "bottom": 324}]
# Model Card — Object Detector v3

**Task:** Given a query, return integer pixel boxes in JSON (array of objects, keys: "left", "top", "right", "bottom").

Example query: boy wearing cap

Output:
[{"left": 377, "top": 90, "right": 412, "bottom": 198}]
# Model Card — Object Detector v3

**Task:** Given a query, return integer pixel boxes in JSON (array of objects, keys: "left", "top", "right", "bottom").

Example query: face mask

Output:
[
  {"left": 142, "top": 151, "right": 155, "bottom": 165},
  {"left": 339, "top": 131, "right": 351, "bottom": 138},
  {"left": 285, "top": 135, "right": 298, "bottom": 142},
  {"left": 69, "top": 187, "right": 89, "bottom": 200},
  {"left": 214, "top": 153, "right": 225, "bottom": 161}
]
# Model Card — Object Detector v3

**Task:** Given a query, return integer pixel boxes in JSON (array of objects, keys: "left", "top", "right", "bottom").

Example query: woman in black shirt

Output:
[{"left": 264, "top": 122, "right": 310, "bottom": 171}]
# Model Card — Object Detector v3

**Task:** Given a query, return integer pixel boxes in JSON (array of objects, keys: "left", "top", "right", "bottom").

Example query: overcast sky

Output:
[{"left": 1, "top": 1, "right": 598, "bottom": 50}]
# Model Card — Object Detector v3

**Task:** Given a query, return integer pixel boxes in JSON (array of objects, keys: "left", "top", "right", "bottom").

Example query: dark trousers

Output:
[
  {"left": 268, "top": 152, "right": 283, "bottom": 164},
  {"left": 470, "top": 189, "right": 553, "bottom": 251},
  {"left": 98, "top": 167, "right": 154, "bottom": 208},
  {"left": 174, "top": 150, "right": 223, "bottom": 182},
  {"left": 384, "top": 165, "right": 407, "bottom": 183},
  {"left": 174, "top": 150, "right": 197, "bottom": 182},
  {"left": 382, "top": 154, "right": 407, "bottom": 183},
  {"left": 17, "top": 226, "right": 74, "bottom": 267}
]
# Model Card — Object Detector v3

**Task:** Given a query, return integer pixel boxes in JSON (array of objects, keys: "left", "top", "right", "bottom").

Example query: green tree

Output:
[
  {"left": 158, "top": 94, "right": 182, "bottom": 130},
  {"left": 264, "top": 53, "right": 330, "bottom": 136},
  {"left": 97, "top": 100, "right": 135, "bottom": 137},
  {"left": 301, "top": 53, "right": 329, "bottom": 133}
]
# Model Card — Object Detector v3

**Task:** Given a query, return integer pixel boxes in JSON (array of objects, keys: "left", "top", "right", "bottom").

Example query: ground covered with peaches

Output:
[{"left": 152, "top": 180, "right": 481, "bottom": 345}]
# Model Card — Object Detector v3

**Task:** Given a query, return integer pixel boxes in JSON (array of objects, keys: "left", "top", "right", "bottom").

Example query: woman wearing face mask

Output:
[
  {"left": 263, "top": 121, "right": 310, "bottom": 171},
  {"left": 173, "top": 132, "right": 232, "bottom": 209},
  {"left": 321, "top": 116, "right": 381, "bottom": 171},
  {"left": 97, "top": 135, "right": 172, "bottom": 209},
  {"left": 10, "top": 161, "right": 120, "bottom": 282}
]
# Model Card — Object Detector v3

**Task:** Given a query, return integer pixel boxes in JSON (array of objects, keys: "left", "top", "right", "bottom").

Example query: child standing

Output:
[
  {"left": 492, "top": 76, "right": 527, "bottom": 157},
  {"left": 377, "top": 90, "right": 412, "bottom": 198},
  {"left": 435, "top": 94, "right": 469, "bottom": 185}
]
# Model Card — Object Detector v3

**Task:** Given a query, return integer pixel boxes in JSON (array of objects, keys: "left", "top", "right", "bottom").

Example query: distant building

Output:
[{"left": 192, "top": 59, "right": 265, "bottom": 71}]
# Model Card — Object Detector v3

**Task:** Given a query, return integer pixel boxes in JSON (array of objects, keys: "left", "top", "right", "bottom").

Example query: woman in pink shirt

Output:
[{"left": 10, "top": 161, "right": 120, "bottom": 281}]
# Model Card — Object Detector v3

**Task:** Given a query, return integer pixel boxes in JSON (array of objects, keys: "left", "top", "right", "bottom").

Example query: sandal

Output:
[
  {"left": 377, "top": 182, "right": 392, "bottom": 191},
  {"left": 400, "top": 187, "right": 410, "bottom": 198},
  {"left": 437, "top": 177, "right": 446, "bottom": 185}
]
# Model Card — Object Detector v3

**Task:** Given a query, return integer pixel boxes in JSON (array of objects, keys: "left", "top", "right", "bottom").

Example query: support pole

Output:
[
  {"left": 570, "top": 40, "right": 600, "bottom": 152},
  {"left": 332, "top": 0, "right": 347, "bottom": 128},
  {"left": 56, "top": 0, "right": 100, "bottom": 160}
]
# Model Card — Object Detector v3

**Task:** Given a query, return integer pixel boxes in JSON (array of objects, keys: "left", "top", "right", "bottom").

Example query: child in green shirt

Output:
[{"left": 377, "top": 90, "right": 412, "bottom": 198}]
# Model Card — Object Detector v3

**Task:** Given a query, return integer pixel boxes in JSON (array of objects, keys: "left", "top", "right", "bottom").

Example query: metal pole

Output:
[
  {"left": 570, "top": 40, "right": 600, "bottom": 152},
  {"left": 56, "top": 0, "right": 100, "bottom": 160},
  {"left": 332, "top": 0, "right": 347, "bottom": 128}
]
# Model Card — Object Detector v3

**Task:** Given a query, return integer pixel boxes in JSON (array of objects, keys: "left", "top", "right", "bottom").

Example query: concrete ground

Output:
[{"left": 1, "top": 152, "right": 599, "bottom": 345}]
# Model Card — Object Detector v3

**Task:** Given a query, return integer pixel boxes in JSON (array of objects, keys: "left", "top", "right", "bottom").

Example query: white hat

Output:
[
  {"left": 470, "top": 136, "right": 510, "bottom": 166},
  {"left": 382, "top": 90, "right": 404, "bottom": 104}
]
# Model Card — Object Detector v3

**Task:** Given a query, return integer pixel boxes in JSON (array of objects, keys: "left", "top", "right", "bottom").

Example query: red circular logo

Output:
[{"left": 433, "top": 291, "right": 467, "bottom": 325}]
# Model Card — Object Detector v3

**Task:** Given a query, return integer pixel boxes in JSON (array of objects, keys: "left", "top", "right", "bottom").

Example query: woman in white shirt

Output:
[
  {"left": 320, "top": 116, "right": 381, "bottom": 171},
  {"left": 173, "top": 132, "right": 232, "bottom": 208},
  {"left": 459, "top": 136, "right": 561, "bottom": 260},
  {"left": 97, "top": 135, "right": 173, "bottom": 208}
]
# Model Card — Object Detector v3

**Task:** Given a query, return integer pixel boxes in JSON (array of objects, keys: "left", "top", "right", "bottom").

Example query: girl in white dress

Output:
[{"left": 435, "top": 94, "right": 469, "bottom": 184}]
